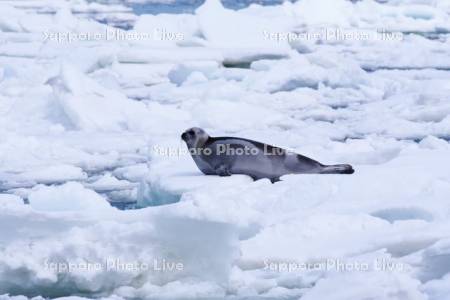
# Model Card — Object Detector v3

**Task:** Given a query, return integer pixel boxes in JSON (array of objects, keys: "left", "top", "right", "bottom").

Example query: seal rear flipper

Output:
[{"left": 320, "top": 164, "right": 354, "bottom": 174}]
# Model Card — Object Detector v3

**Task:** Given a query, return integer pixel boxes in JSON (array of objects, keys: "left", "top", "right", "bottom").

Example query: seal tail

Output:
[{"left": 320, "top": 164, "right": 354, "bottom": 174}]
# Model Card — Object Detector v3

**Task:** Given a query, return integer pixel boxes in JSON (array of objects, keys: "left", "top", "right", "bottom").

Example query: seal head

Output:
[
  {"left": 181, "top": 127, "right": 209, "bottom": 149},
  {"left": 181, "top": 127, "right": 215, "bottom": 175}
]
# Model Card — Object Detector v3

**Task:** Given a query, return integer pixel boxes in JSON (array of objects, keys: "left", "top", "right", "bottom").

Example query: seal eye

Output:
[{"left": 188, "top": 130, "right": 195, "bottom": 136}]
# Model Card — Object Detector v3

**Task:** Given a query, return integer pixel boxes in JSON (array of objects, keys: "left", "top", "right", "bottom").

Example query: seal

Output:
[{"left": 181, "top": 127, "right": 354, "bottom": 182}]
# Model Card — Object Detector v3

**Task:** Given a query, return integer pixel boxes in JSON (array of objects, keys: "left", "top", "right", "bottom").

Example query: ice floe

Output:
[{"left": 0, "top": 0, "right": 449, "bottom": 299}]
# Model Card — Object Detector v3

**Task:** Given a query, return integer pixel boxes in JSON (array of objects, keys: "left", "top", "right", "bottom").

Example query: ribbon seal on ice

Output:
[{"left": 181, "top": 127, "right": 354, "bottom": 183}]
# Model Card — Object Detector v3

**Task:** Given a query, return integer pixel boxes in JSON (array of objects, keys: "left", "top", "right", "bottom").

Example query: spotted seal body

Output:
[{"left": 181, "top": 127, "right": 354, "bottom": 182}]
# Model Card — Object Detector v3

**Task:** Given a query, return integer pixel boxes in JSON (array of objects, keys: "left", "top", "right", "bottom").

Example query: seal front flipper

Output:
[
  {"left": 270, "top": 177, "right": 280, "bottom": 183},
  {"left": 214, "top": 164, "right": 232, "bottom": 176}
]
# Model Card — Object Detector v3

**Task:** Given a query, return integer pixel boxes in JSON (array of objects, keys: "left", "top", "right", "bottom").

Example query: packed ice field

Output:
[{"left": 0, "top": 0, "right": 450, "bottom": 299}]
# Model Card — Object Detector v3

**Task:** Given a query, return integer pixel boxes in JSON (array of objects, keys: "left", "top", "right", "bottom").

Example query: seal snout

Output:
[
  {"left": 181, "top": 128, "right": 195, "bottom": 142},
  {"left": 181, "top": 128, "right": 197, "bottom": 142}
]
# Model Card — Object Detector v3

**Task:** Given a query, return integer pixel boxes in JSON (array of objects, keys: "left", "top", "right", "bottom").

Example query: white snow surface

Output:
[{"left": 0, "top": 0, "right": 450, "bottom": 299}]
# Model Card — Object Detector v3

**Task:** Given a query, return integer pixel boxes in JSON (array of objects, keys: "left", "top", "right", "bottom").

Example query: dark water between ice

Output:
[{"left": 110, "top": 0, "right": 290, "bottom": 15}]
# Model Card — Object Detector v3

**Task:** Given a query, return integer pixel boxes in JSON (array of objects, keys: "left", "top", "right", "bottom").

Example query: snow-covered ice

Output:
[{"left": 0, "top": 0, "right": 450, "bottom": 299}]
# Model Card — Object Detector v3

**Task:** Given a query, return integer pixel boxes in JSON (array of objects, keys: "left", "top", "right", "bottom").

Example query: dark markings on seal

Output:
[{"left": 181, "top": 127, "right": 354, "bottom": 183}]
